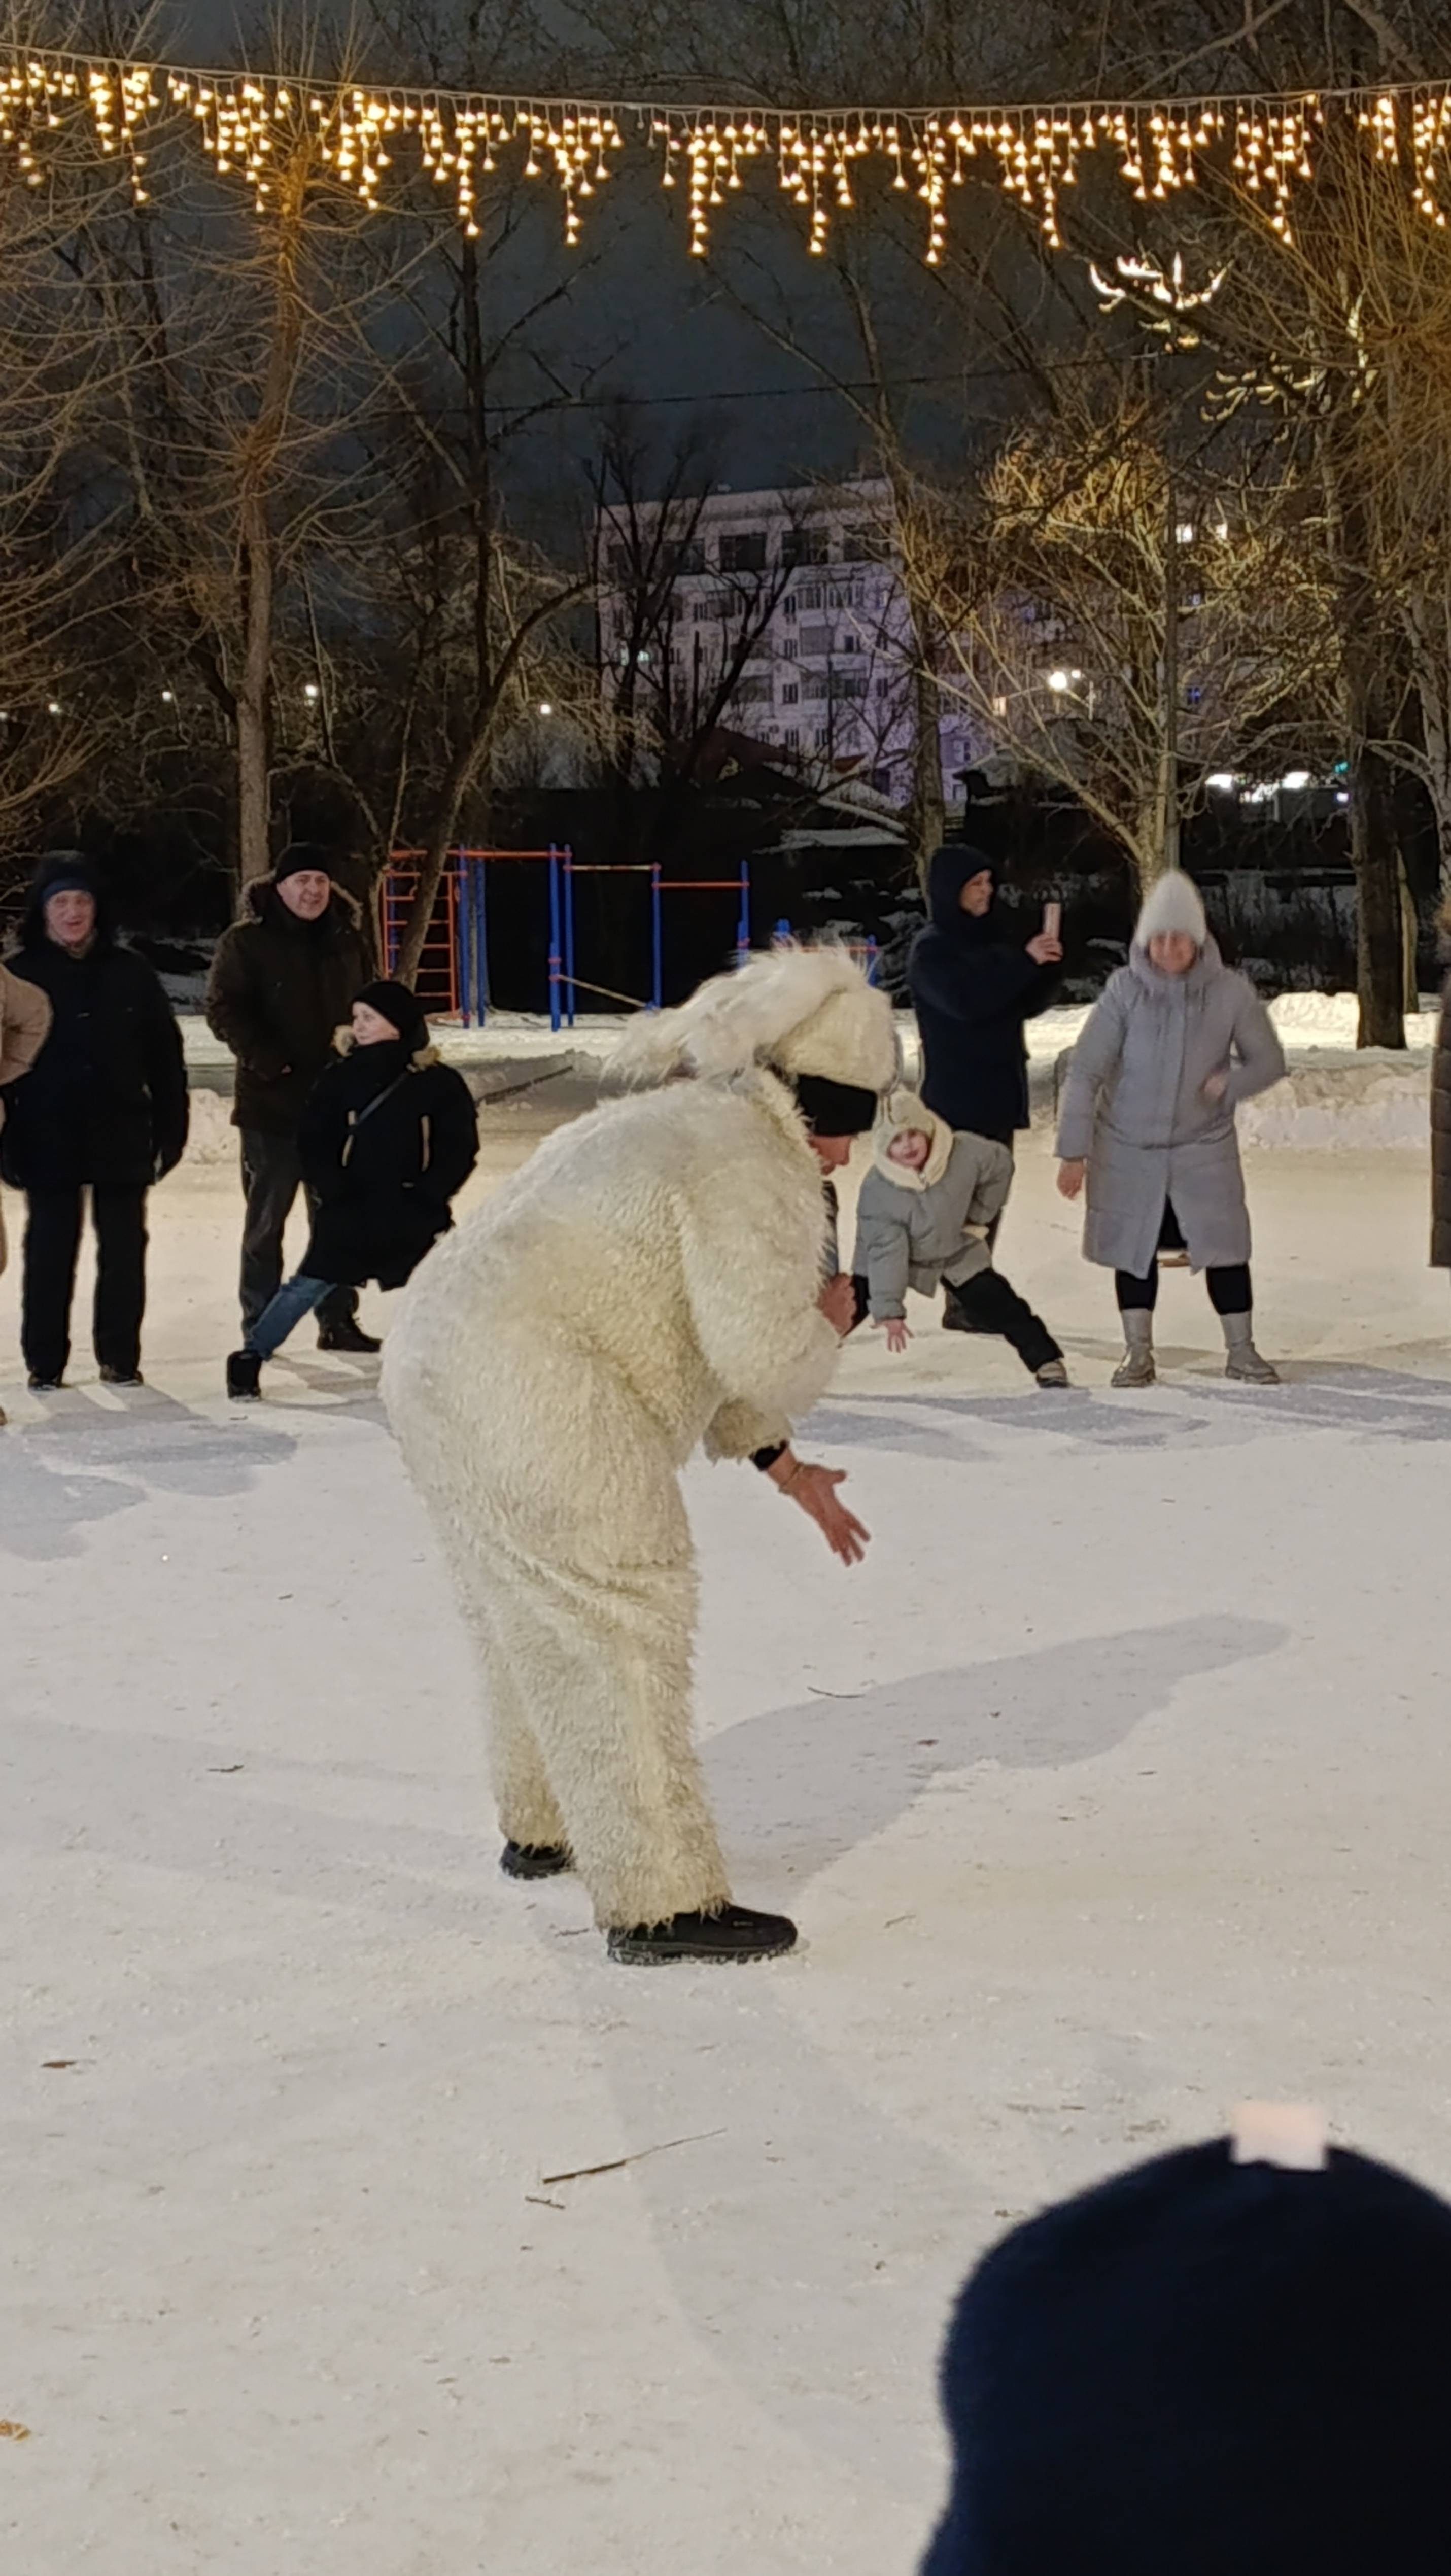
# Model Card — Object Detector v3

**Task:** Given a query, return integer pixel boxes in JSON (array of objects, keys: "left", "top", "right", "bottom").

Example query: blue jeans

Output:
[{"left": 245, "top": 1271, "right": 335, "bottom": 1360}]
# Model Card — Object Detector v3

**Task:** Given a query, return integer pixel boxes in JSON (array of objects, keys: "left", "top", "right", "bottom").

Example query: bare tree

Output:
[{"left": 896, "top": 373, "right": 1333, "bottom": 890}]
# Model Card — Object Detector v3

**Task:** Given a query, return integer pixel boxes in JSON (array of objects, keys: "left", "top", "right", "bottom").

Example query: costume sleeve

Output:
[
  {"left": 418, "top": 1069, "right": 480, "bottom": 1205},
  {"left": 678, "top": 1171, "right": 841, "bottom": 1464},
  {"left": 1055, "top": 979, "right": 1128, "bottom": 1160},
  {"left": 852, "top": 1175, "right": 911, "bottom": 1320},
  {"left": 1222, "top": 982, "right": 1287, "bottom": 1107},
  {"left": 141, "top": 966, "right": 190, "bottom": 1176},
  {"left": 0, "top": 965, "right": 50, "bottom": 1087},
  {"left": 204, "top": 928, "right": 288, "bottom": 1078}
]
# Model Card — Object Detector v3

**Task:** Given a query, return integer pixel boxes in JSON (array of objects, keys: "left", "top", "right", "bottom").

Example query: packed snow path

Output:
[{"left": 6, "top": 1117, "right": 1451, "bottom": 2573}]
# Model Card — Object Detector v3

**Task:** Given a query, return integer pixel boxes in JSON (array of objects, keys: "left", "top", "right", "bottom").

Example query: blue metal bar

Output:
[
  {"left": 562, "top": 844, "right": 576, "bottom": 1029},
  {"left": 865, "top": 935, "right": 879, "bottom": 988},
  {"left": 475, "top": 858, "right": 490, "bottom": 1027},
  {"left": 650, "top": 863, "right": 663, "bottom": 1012},
  {"left": 736, "top": 859, "right": 751, "bottom": 967}
]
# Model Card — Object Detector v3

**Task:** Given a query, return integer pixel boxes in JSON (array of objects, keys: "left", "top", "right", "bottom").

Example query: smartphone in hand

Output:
[{"left": 1043, "top": 900, "right": 1062, "bottom": 940}]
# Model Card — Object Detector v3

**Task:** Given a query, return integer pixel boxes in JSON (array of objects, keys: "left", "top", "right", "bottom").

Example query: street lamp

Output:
[
  {"left": 303, "top": 680, "right": 320, "bottom": 703},
  {"left": 537, "top": 701, "right": 554, "bottom": 716},
  {"left": 1046, "top": 667, "right": 1082, "bottom": 693}
]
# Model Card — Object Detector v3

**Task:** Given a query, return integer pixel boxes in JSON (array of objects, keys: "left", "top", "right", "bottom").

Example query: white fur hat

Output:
[
  {"left": 1135, "top": 870, "right": 1207, "bottom": 948},
  {"left": 610, "top": 943, "right": 898, "bottom": 1094}
]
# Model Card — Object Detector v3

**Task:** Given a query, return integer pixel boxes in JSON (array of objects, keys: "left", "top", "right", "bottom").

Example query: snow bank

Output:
[
  {"left": 177, "top": 989, "right": 1445, "bottom": 1166},
  {"left": 182, "top": 1085, "right": 237, "bottom": 1167}
]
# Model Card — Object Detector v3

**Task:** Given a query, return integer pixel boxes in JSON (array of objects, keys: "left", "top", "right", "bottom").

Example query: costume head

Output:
[{"left": 611, "top": 945, "right": 897, "bottom": 1134}]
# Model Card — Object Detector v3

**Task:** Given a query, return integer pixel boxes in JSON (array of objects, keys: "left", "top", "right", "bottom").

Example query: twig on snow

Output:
[{"left": 540, "top": 2126, "right": 724, "bottom": 2187}]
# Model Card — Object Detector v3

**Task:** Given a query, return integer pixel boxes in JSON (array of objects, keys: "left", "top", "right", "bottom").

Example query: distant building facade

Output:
[{"left": 595, "top": 478, "right": 985, "bottom": 809}]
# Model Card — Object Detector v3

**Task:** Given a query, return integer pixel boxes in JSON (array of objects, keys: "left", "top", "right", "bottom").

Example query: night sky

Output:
[{"left": 145, "top": 2, "right": 905, "bottom": 500}]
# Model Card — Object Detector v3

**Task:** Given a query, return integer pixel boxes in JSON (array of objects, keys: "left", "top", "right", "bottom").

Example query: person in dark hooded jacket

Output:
[
  {"left": 909, "top": 842, "right": 1063, "bottom": 1148},
  {"left": 226, "top": 981, "right": 478, "bottom": 1398},
  {"left": 1, "top": 853, "right": 188, "bottom": 1389}
]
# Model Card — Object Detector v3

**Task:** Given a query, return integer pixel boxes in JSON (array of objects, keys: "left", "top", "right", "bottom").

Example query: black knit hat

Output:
[
  {"left": 923, "top": 2131, "right": 1451, "bottom": 2575},
  {"left": 354, "top": 978, "right": 428, "bottom": 1050},
  {"left": 274, "top": 841, "right": 335, "bottom": 885},
  {"left": 33, "top": 849, "right": 100, "bottom": 902}
]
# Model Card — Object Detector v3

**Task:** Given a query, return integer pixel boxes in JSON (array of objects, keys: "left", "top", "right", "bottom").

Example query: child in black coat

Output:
[{"left": 226, "top": 981, "right": 478, "bottom": 1398}]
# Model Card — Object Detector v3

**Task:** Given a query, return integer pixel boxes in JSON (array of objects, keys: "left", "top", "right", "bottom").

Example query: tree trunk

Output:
[
  {"left": 229, "top": 147, "right": 308, "bottom": 890},
  {"left": 1323, "top": 427, "right": 1405, "bottom": 1048},
  {"left": 1398, "top": 848, "right": 1421, "bottom": 1014},
  {"left": 236, "top": 493, "right": 274, "bottom": 884},
  {"left": 393, "top": 729, "right": 485, "bottom": 988},
  {"left": 1347, "top": 723, "right": 1407, "bottom": 1047},
  {"left": 909, "top": 655, "right": 945, "bottom": 887}
]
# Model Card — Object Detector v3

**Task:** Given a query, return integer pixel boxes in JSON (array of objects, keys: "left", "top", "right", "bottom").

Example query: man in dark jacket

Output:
[
  {"left": 909, "top": 843, "right": 1063, "bottom": 1147},
  {"left": 205, "top": 843, "right": 376, "bottom": 1351},
  {"left": 0, "top": 852, "right": 189, "bottom": 1389}
]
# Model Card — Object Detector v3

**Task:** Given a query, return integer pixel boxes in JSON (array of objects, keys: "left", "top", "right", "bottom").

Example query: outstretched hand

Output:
[
  {"left": 882, "top": 1318, "right": 911, "bottom": 1354},
  {"left": 786, "top": 1463, "right": 871, "bottom": 1566}
]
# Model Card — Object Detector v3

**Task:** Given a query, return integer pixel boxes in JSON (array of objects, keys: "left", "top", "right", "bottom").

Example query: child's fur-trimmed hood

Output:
[{"left": 871, "top": 1087, "right": 954, "bottom": 1192}]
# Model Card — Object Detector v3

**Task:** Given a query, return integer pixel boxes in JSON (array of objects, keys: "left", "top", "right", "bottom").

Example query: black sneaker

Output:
[
  {"left": 500, "top": 1841, "right": 571, "bottom": 1880},
  {"left": 607, "top": 1903, "right": 798, "bottom": 1965},
  {"left": 317, "top": 1319, "right": 382, "bottom": 1354},
  {"left": 226, "top": 1350, "right": 262, "bottom": 1402},
  {"left": 99, "top": 1366, "right": 144, "bottom": 1386},
  {"left": 27, "top": 1373, "right": 64, "bottom": 1391}
]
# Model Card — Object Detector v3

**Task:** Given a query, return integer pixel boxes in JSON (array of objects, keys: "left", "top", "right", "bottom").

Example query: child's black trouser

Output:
[{"left": 945, "top": 1268, "right": 1062, "bottom": 1374}]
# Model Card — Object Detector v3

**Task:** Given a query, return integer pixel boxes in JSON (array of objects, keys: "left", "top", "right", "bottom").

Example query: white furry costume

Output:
[{"left": 383, "top": 949, "right": 897, "bottom": 1929}]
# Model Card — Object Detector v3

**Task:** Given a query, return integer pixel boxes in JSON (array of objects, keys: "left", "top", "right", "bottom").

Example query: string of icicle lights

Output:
[{"left": 6, "top": 44, "right": 1451, "bottom": 259}]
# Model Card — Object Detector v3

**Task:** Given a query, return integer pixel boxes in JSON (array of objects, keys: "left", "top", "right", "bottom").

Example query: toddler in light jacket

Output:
[{"left": 853, "top": 1089, "right": 1068, "bottom": 1386}]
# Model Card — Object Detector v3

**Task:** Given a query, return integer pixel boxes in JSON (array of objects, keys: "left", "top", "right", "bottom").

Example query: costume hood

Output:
[{"left": 610, "top": 943, "right": 898, "bottom": 1098}]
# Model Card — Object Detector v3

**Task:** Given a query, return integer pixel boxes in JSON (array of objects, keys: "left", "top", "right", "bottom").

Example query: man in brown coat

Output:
[{"left": 205, "top": 845, "right": 376, "bottom": 1350}]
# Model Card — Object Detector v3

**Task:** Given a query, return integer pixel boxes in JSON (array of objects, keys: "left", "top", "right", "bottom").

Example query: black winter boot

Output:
[
  {"left": 607, "top": 1903, "right": 798, "bottom": 1965},
  {"left": 317, "top": 1318, "right": 382, "bottom": 1354},
  {"left": 500, "top": 1840, "right": 572, "bottom": 1880},
  {"left": 227, "top": 1349, "right": 262, "bottom": 1401}
]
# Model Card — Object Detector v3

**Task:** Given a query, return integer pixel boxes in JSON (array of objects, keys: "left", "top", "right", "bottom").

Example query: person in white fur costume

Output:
[{"left": 382, "top": 946, "right": 897, "bottom": 1965}]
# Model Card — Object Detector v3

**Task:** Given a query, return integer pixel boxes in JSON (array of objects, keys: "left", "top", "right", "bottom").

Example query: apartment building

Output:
[{"left": 596, "top": 478, "right": 984, "bottom": 806}]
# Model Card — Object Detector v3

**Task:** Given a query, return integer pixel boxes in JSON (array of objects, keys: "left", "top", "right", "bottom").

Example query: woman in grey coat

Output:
[{"left": 1055, "top": 871, "right": 1286, "bottom": 1387}]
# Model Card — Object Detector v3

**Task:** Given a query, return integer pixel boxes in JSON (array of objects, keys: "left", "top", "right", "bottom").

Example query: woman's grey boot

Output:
[
  {"left": 1111, "top": 1311, "right": 1156, "bottom": 1388},
  {"left": 1222, "top": 1313, "right": 1281, "bottom": 1384}
]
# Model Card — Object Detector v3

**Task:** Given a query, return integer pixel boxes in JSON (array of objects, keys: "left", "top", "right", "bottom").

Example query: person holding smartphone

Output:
[{"left": 909, "top": 839, "right": 1064, "bottom": 1154}]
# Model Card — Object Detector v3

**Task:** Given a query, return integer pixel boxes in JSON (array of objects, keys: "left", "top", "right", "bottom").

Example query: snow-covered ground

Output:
[{"left": 6, "top": 1111, "right": 1451, "bottom": 2574}]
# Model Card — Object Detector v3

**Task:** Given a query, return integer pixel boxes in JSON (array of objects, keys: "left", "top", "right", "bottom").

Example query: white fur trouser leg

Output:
[{"left": 479, "top": 1525, "right": 730, "bottom": 1931}]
